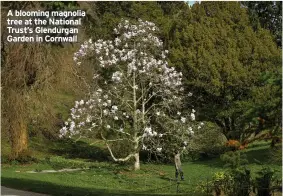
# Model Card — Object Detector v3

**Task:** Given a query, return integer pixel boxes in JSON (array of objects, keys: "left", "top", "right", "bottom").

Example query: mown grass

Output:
[
  {"left": 1, "top": 160, "right": 208, "bottom": 195},
  {"left": 1, "top": 139, "right": 282, "bottom": 195}
]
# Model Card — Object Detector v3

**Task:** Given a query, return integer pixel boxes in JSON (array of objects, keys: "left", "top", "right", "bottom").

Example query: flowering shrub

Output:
[{"left": 59, "top": 19, "right": 201, "bottom": 170}]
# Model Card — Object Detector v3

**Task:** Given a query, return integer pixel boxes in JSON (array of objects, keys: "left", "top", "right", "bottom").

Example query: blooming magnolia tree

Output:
[{"left": 60, "top": 19, "right": 200, "bottom": 170}]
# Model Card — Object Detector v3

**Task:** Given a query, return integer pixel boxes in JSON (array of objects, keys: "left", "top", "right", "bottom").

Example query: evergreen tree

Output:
[
  {"left": 242, "top": 1, "right": 282, "bottom": 47},
  {"left": 168, "top": 2, "right": 281, "bottom": 139}
]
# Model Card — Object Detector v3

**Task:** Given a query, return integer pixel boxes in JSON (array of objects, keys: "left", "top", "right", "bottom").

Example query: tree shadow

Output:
[
  {"left": 1, "top": 177, "right": 185, "bottom": 196},
  {"left": 190, "top": 147, "right": 281, "bottom": 169},
  {"left": 191, "top": 157, "right": 224, "bottom": 168},
  {"left": 159, "top": 175, "right": 175, "bottom": 182},
  {"left": 1, "top": 177, "right": 164, "bottom": 196},
  {"left": 247, "top": 141, "right": 270, "bottom": 149},
  {"left": 49, "top": 139, "right": 109, "bottom": 162},
  {"left": 243, "top": 147, "right": 281, "bottom": 165}
]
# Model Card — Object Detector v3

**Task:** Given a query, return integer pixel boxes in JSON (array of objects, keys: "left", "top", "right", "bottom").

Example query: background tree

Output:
[
  {"left": 60, "top": 19, "right": 198, "bottom": 170},
  {"left": 168, "top": 2, "right": 281, "bottom": 140},
  {"left": 1, "top": 1, "right": 92, "bottom": 159},
  {"left": 241, "top": 1, "right": 282, "bottom": 47}
]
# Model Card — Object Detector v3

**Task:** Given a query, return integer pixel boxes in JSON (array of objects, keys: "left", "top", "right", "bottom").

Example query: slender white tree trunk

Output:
[
  {"left": 132, "top": 64, "right": 140, "bottom": 171},
  {"left": 134, "top": 152, "right": 140, "bottom": 170}
]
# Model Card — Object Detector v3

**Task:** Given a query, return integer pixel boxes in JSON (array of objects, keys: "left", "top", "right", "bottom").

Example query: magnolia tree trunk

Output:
[
  {"left": 134, "top": 152, "right": 140, "bottom": 170},
  {"left": 10, "top": 118, "right": 28, "bottom": 159},
  {"left": 103, "top": 138, "right": 141, "bottom": 170}
]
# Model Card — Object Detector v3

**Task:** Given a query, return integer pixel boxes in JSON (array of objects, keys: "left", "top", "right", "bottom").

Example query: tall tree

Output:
[
  {"left": 1, "top": 2, "right": 50, "bottom": 158},
  {"left": 1, "top": 1, "right": 89, "bottom": 159},
  {"left": 60, "top": 19, "right": 198, "bottom": 170},
  {"left": 168, "top": 2, "right": 281, "bottom": 140}
]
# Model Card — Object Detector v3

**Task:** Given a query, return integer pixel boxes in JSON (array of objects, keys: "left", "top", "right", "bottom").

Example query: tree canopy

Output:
[{"left": 167, "top": 2, "right": 281, "bottom": 139}]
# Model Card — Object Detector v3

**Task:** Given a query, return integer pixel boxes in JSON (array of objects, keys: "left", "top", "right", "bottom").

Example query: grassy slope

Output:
[{"left": 1, "top": 138, "right": 282, "bottom": 196}]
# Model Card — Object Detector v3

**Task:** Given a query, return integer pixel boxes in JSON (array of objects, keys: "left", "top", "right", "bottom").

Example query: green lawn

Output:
[{"left": 1, "top": 139, "right": 282, "bottom": 195}]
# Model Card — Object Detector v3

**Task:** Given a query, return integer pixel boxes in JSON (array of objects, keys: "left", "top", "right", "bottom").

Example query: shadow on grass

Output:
[
  {"left": 1, "top": 177, "right": 191, "bottom": 196},
  {"left": 247, "top": 140, "right": 270, "bottom": 149},
  {"left": 159, "top": 176, "right": 175, "bottom": 182},
  {"left": 191, "top": 157, "right": 224, "bottom": 168},
  {"left": 49, "top": 139, "right": 109, "bottom": 162},
  {"left": 243, "top": 147, "right": 281, "bottom": 165},
  {"left": 191, "top": 147, "right": 281, "bottom": 169}
]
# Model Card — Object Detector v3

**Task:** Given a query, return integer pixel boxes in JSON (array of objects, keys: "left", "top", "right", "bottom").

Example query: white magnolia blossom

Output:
[
  {"left": 191, "top": 113, "right": 195, "bottom": 121},
  {"left": 181, "top": 117, "right": 186, "bottom": 123},
  {"left": 188, "top": 128, "right": 194, "bottom": 135},
  {"left": 103, "top": 109, "right": 108, "bottom": 116},
  {"left": 112, "top": 105, "right": 118, "bottom": 111},
  {"left": 59, "top": 126, "right": 67, "bottom": 138},
  {"left": 112, "top": 71, "right": 123, "bottom": 83},
  {"left": 142, "top": 145, "right": 147, "bottom": 150},
  {"left": 156, "top": 147, "right": 162, "bottom": 152},
  {"left": 86, "top": 115, "right": 91, "bottom": 123},
  {"left": 143, "top": 126, "right": 154, "bottom": 137}
]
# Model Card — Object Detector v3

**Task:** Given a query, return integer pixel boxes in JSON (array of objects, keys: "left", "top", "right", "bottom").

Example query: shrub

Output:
[
  {"left": 211, "top": 169, "right": 252, "bottom": 196},
  {"left": 187, "top": 122, "right": 228, "bottom": 159},
  {"left": 194, "top": 179, "right": 213, "bottom": 195},
  {"left": 212, "top": 172, "right": 226, "bottom": 196},
  {"left": 109, "top": 139, "right": 134, "bottom": 164},
  {"left": 233, "top": 168, "right": 252, "bottom": 196},
  {"left": 222, "top": 168, "right": 252, "bottom": 196},
  {"left": 269, "top": 144, "right": 282, "bottom": 164},
  {"left": 7, "top": 150, "right": 38, "bottom": 164},
  {"left": 220, "top": 151, "right": 252, "bottom": 196},
  {"left": 221, "top": 151, "right": 248, "bottom": 169},
  {"left": 255, "top": 167, "right": 277, "bottom": 196}
]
